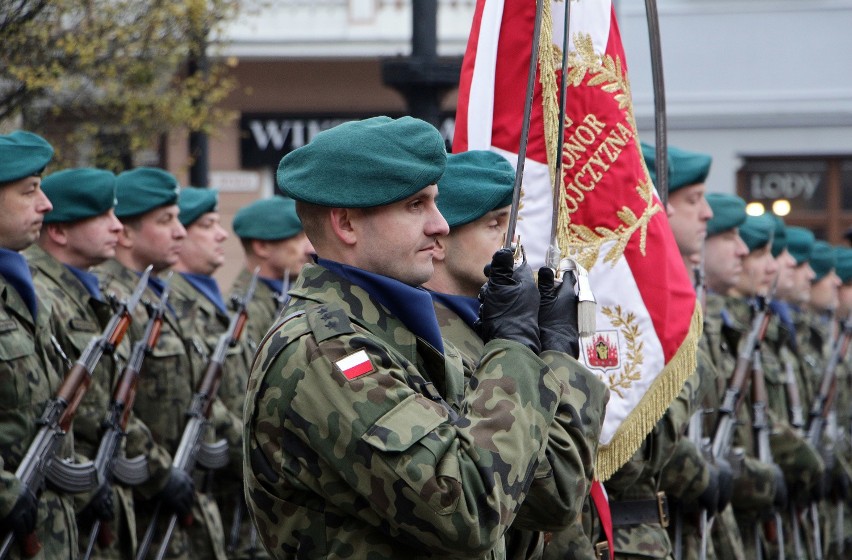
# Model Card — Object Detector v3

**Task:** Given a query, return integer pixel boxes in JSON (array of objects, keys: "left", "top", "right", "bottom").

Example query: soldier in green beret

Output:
[
  {"left": 699, "top": 195, "right": 785, "bottom": 560},
  {"left": 24, "top": 167, "right": 166, "bottom": 560},
  {"left": 0, "top": 131, "right": 80, "bottom": 559},
  {"left": 833, "top": 247, "right": 852, "bottom": 556},
  {"left": 170, "top": 187, "right": 257, "bottom": 559},
  {"left": 638, "top": 145, "right": 736, "bottom": 560},
  {"left": 244, "top": 116, "right": 604, "bottom": 559},
  {"left": 422, "top": 150, "right": 608, "bottom": 560},
  {"left": 94, "top": 169, "right": 228, "bottom": 560},
  {"left": 229, "top": 196, "right": 313, "bottom": 355}
]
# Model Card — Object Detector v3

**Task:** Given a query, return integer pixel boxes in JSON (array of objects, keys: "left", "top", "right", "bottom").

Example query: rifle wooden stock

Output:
[
  {"left": 807, "top": 319, "right": 852, "bottom": 447},
  {"left": 711, "top": 303, "right": 773, "bottom": 461},
  {"left": 0, "top": 268, "right": 150, "bottom": 560},
  {"left": 142, "top": 271, "right": 258, "bottom": 560}
]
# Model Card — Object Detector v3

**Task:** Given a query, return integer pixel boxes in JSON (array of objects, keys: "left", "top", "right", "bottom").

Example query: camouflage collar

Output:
[{"left": 290, "top": 263, "right": 422, "bottom": 363}]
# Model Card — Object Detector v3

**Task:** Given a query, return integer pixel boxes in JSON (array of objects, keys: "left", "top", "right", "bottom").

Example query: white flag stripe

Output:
[
  {"left": 336, "top": 350, "right": 371, "bottom": 372},
  {"left": 466, "top": 0, "right": 504, "bottom": 150}
]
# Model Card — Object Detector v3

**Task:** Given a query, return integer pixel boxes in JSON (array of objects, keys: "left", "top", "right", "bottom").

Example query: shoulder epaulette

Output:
[{"left": 306, "top": 302, "right": 355, "bottom": 343}]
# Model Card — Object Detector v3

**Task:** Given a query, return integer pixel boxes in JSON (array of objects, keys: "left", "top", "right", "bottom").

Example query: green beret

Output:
[
  {"left": 233, "top": 197, "right": 302, "bottom": 241},
  {"left": 705, "top": 193, "right": 747, "bottom": 236},
  {"left": 768, "top": 214, "right": 787, "bottom": 258},
  {"left": 0, "top": 131, "right": 54, "bottom": 183},
  {"left": 785, "top": 227, "right": 815, "bottom": 265},
  {"left": 277, "top": 116, "right": 446, "bottom": 208},
  {"left": 810, "top": 240, "right": 836, "bottom": 281},
  {"left": 834, "top": 247, "right": 852, "bottom": 284},
  {"left": 437, "top": 151, "right": 515, "bottom": 228},
  {"left": 738, "top": 214, "right": 775, "bottom": 252},
  {"left": 114, "top": 168, "right": 180, "bottom": 219},
  {"left": 178, "top": 187, "right": 218, "bottom": 227},
  {"left": 42, "top": 168, "right": 116, "bottom": 224},
  {"left": 642, "top": 142, "right": 711, "bottom": 193}
]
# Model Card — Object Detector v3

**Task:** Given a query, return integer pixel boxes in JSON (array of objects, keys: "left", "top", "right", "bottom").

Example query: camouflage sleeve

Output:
[
  {"left": 509, "top": 351, "right": 608, "bottom": 531},
  {"left": 658, "top": 437, "right": 711, "bottom": 502},
  {"left": 730, "top": 451, "right": 777, "bottom": 512},
  {"left": 124, "top": 413, "right": 173, "bottom": 498},
  {"left": 768, "top": 416, "right": 824, "bottom": 505},
  {"left": 246, "top": 333, "right": 564, "bottom": 556},
  {"left": 211, "top": 396, "right": 243, "bottom": 474},
  {"left": 0, "top": 459, "right": 22, "bottom": 518}
]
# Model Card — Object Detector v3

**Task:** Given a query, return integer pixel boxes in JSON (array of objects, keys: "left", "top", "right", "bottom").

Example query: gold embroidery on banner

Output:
[
  {"left": 538, "top": 5, "right": 660, "bottom": 271},
  {"left": 601, "top": 305, "right": 643, "bottom": 398}
]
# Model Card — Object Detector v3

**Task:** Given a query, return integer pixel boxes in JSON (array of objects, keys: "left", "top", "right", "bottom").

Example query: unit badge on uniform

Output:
[{"left": 335, "top": 349, "right": 374, "bottom": 380}]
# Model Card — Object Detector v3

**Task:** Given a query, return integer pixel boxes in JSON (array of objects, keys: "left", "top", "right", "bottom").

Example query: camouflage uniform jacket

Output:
[
  {"left": 168, "top": 272, "right": 260, "bottom": 559},
  {"left": 94, "top": 259, "right": 228, "bottom": 560},
  {"left": 25, "top": 245, "right": 171, "bottom": 558},
  {"left": 432, "top": 298, "right": 609, "bottom": 559},
  {"left": 0, "top": 267, "right": 77, "bottom": 559},
  {"left": 244, "top": 263, "right": 608, "bottom": 559},
  {"left": 229, "top": 267, "right": 280, "bottom": 358}
]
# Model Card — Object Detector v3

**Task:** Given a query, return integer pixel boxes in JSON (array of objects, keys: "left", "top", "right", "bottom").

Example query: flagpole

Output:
[
  {"left": 545, "top": 0, "right": 572, "bottom": 270},
  {"left": 504, "top": 0, "right": 545, "bottom": 250},
  {"left": 644, "top": 0, "right": 668, "bottom": 207}
]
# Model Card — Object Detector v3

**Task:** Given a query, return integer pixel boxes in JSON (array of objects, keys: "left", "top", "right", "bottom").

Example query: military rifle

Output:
[
  {"left": 803, "top": 316, "right": 852, "bottom": 560},
  {"left": 711, "top": 295, "right": 775, "bottom": 463},
  {"left": 0, "top": 266, "right": 151, "bottom": 560},
  {"left": 138, "top": 270, "right": 258, "bottom": 560},
  {"left": 81, "top": 273, "right": 173, "bottom": 560},
  {"left": 781, "top": 360, "right": 807, "bottom": 560},
  {"left": 806, "top": 316, "right": 852, "bottom": 448},
  {"left": 751, "top": 349, "right": 785, "bottom": 560}
]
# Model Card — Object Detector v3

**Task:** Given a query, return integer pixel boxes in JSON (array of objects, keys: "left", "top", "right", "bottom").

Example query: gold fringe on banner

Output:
[
  {"left": 536, "top": 1, "right": 702, "bottom": 481},
  {"left": 596, "top": 304, "right": 702, "bottom": 481}
]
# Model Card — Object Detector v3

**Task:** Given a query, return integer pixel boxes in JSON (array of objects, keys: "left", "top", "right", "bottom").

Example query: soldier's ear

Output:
[
  {"left": 329, "top": 207, "right": 357, "bottom": 246},
  {"left": 432, "top": 236, "right": 447, "bottom": 262},
  {"left": 44, "top": 223, "right": 68, "bottom": 247}
]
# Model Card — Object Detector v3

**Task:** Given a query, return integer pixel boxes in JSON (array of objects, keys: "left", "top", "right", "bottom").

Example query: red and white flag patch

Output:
[{"left": 335, "top": 349, "right": 374, "bottom": 380}]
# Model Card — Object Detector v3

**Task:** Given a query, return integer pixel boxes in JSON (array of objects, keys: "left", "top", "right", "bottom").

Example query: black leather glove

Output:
[
  {"left": 697, "top": 463, "right": 721, "bottom": 514},
  {"left": 537, "top": 267, "right": 580, "bottom": 357},
  {"left": 158, "top": 468, "right": 195, "bottom": 518},
  {"left": 80, "top": 483, "right": 114, "bottom": 525},
  {"left": 771, "top": 464, "right": 788, "bottom": 511},
  {"left": 0, "top": 486, "right": 38, "bottom": 539},
  {"left": 475, "top": 249, "right": 540, "bottom": 354},
  {"left": 716, "top": 457, "right": 734, "bottom": 512}
]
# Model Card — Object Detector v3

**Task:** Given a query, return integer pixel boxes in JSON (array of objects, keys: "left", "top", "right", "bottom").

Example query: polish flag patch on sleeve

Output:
[{"left": 334, "top": 349, "right": 375, "bottom": 380}]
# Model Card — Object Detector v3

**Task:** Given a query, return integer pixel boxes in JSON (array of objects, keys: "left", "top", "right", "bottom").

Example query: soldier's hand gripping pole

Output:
[
  {"left": 82, "top": 271, "right": 172, "bottom": 560},
  {"left": 0, "top": 266, "right": 151, "bottom": 560},
  {"left": 145, "top": 270, "right": 259, "bottom": 560}
]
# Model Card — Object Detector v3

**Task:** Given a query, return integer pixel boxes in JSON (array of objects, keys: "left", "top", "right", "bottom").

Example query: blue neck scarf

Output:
[
  {"left": 430, "top": 291, "right": 480, "bottom": 330},
  {"left": 259, "top": 277, "right": 283, "bottom": 296},
  {"left": 180, "top": 272, "right": 227, "bottom": 315},
  {"left": 65, "top": 264, "right": 104, "bottom": 301},
  {"left": 318, "top": 258, "right": 444, "bottom": 353},
  {"left": 0, "top": 248, "right": 38, "bottom": 320},
  {"left": 771, "top": 299, "right": 798, "bottom": 353}
]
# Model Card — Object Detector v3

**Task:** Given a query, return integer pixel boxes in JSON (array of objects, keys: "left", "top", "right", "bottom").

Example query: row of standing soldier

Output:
[
  {"left": 0, "top": 130, "right": 313, "bottom": 560},
  {"left": 585, "top": 143, "right": 852, "bottom": 560},
  {"left": 2, "top": 119, "right": 852, "bottom": 560}
]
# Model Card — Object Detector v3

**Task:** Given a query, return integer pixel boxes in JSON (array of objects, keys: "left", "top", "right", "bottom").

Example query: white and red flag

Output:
[{"left": 455, "top": 0, "right": 701, "bottom": 480}]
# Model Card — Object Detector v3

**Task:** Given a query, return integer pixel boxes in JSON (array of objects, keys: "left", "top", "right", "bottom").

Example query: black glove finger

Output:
[
  {"left": 716, "top": 458, "right": 734, "bottom": 512},
  {"left": 698, "top": 464, "right": 721, "bottom": 514},
  {"left": 537, "top": 267, "right": 556, "bottom": 303},
  {"left": 772, "top": 465, "right": 788, "bottom": 511},
  {"left": 161, "top": 469, "right": 195, "bottom": 519},
  {"left": 487, "top": 249, "right": 516, "bottom": 285},
  {"left": 0, "top": 486, "right": 38, "bottom": 538}
]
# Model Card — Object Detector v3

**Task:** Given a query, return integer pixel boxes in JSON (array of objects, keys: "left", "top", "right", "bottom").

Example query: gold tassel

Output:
[{"left": 595, "top": 302, "right": 703, "bottom": 481}]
